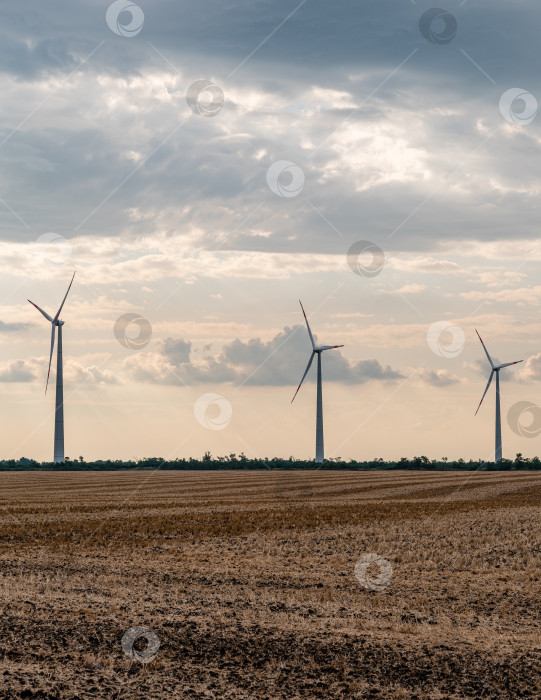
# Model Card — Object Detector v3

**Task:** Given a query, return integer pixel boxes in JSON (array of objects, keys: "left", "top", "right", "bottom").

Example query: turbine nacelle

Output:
[
  {"left": 28, "top": 271, "right": 75, "bottom": 394},
  {"left": 475, "top": 329, "right": 522, "bottom": 416},
  {"left": 291, "top": 301, "right": 344, "bottom": 404},
  {"left": 474, "top": 329, "right": 522, "bottom": 463},
  {"left": 291, "top": 300, "right": 345, "bottom": 465},
  {"left": 291, "top": 300, "right": 345, "bottom": 462}
]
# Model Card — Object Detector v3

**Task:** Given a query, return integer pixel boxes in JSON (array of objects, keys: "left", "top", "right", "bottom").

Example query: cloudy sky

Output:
[{"left": 1, "top": 0, "right": 541, "bottom": 462}]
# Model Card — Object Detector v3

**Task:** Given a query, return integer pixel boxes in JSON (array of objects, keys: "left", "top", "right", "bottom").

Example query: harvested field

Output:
[{"left": 0, "top": 470, "right": 540, "bottom": 698}]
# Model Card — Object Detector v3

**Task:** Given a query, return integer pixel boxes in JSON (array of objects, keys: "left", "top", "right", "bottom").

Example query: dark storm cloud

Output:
[
  {"left": 0, "top": 1, "right": 539, "bottom": 85},
  {"left": 0, "top": 1, "right": 540, "bottom": 254}
]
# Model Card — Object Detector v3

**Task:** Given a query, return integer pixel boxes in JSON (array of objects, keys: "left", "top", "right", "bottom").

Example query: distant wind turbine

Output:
[
  {"left": 475, "top": 329, "right": 522, "bottom": 463},
  {"left": 291, "top": 300, "right": 344, "bottom": 463},
  {"left": 28, "top": 272, "right": 76, "bottom": 463}
]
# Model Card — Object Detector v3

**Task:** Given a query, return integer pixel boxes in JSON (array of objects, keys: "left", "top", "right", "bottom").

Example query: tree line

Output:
[{"left": 1, "top": 453, "right": 540, "bottom": 470}]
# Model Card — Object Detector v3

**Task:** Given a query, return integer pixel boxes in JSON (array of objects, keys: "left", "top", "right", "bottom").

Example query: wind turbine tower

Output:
[
  {"left": 475, "top": 329, "right": 522, "bottom": 463},
  {"left": 291, "top": 300, "right": 343, "bottom": 463},
  {"left": 28, "top": 272, "right": 76, "bottom": 463}
]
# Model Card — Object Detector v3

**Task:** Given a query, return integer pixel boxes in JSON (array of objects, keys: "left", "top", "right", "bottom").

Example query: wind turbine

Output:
[
  {"left": 475, "top": 329, "right": 522, "bottom": 463},
  {"left": 28, "top": 272, "right": 76, "bottom": 463},
  {"left": 291, "top": 300, "right": 343, "bottom": 463}
]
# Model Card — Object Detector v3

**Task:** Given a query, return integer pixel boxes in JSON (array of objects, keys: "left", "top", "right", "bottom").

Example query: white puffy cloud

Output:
[
  {"left": 0, "top": 359, "right": 36, "bottom": 382},
  {"left": 124, "top": 328, "right": 404, "bottom": 387},
  {"left": 520, "top": 353, "right": 541, "bottom": 382},
  {"left": 416, "top": 368, "right": 462, "bottom": 387}
]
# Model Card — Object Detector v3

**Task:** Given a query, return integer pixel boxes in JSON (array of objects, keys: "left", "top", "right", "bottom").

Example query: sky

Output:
[{"left": 1, "top": 0, "right": 541, "bottom": 462}]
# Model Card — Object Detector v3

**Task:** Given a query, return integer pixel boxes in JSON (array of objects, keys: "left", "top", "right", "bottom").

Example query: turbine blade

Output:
[
  {"left": 45, "top": 324, "right": 56, "bottom": 395},
  {"left": 28, "top": 300, "right": 53, "bottom": 323},
  {"left": 320, "top": 344, "right": 344, "bottom": 351},
  {"left": 53, "top": 271, "right": 76, "bottom": 322},
  {"left": 475, "top": 329, "right": 494, "bottom": 368},
  {"left": 291, "top": 351, "right": 315, "bottom": 403},
  {"left": 496, "top": 360, "right": 523, "bottom": 369},
  {"left": 475, "top": 370, "right": 494, "bottom": 416},
  {"left": 299, "top": 300, "right": 315, "bottom": 349}
]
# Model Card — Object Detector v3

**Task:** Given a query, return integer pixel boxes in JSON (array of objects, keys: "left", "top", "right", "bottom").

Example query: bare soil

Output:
[{"left": 0, "top": 470, "right": 539, "bottom": 698}]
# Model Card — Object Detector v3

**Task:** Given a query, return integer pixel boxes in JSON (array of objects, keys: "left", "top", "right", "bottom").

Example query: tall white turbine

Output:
[
  {"left": 28, "top": 272, "right": 76, "bottom": 463},
  {"left": 475, "top": 329, "right": 522, "bottom": 463},
  {"left": 291, "top": 300, "right": 343, "bottom": 463}
]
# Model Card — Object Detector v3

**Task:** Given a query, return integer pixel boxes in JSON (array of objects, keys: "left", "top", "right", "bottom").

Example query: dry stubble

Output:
[{"left": 0, "top": 470, "right": 540, "bottom": 698}]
